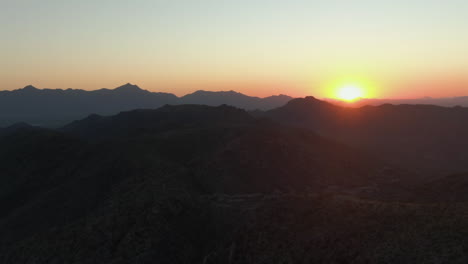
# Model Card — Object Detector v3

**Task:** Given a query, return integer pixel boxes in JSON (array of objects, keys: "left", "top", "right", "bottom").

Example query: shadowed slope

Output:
[{"left": 2, "top": 104, "right": 462, "bottom": 263}]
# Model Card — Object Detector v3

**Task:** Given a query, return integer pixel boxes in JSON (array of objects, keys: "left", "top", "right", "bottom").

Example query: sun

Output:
[
  {"left": 336, "top": 85, "right": 364, "bottom": 101},
  {"left": 320, "top": 76, "right": 376, "bottom": 101}
]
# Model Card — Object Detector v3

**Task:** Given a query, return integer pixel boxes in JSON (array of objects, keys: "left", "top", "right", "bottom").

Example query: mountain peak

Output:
[
  {"left": 277, "top": 96, "right": 339, "bottom": 113},
  {"left": 286, "top": 96, "right": 322, "bottom": 105},
  {"left": 6, "top": 122, "right": 33, "bottom": 130},
  {"left": 22, "top": 85, "right": 39, "bottom": 91},
  {"left": 114, "top": 83, "right": 143, "bottom": 92}
]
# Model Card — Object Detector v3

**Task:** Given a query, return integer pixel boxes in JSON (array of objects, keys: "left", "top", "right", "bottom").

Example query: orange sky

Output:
[{"left": 2, "top": 1, "right": 468, "bottom": 99}]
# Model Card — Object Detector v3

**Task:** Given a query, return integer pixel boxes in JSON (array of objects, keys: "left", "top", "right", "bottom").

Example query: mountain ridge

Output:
[
  {"left": 0, "top": 84, "right": 293, "bottom": 127},
  {"left": 265, "top": 96, "right": 468, "bottom": 176}
]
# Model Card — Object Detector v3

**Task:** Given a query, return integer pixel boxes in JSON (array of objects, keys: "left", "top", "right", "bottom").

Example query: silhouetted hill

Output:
[
  {"left": 181, "top": 90, "right": 292, "bottom": 110},
  {"left": 0, "top": 84, "right": 292, "bottom": 127},
  {"left": 265, "top": 97, "right": 468, "bottom": 176},
  {"left": 62, "top": 104, "right": 254, "bottom": 139},
  {"left": 412, "top": 173, "right": 468, "bottom": 202},
  {"left": 0, "top": 122, "right": 39, "bottom": 137},
  {"left": 61, "top": 104, "right": 399, "bottom": 191}
]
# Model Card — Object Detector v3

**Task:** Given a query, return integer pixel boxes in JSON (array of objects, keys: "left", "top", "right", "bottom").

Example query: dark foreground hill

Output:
[
  {"left": 0, "top": 104, "right": 417, "bottom": 263},
  {"left": 1, "top": 105, "right": 468, "bottom": 263},
  {"left": 0, "top": 84, "right": 292, "bottom": 127},
  {"left": 265, "top": 96, "right": 468, "bottom": 176},
  {"left": 413, "top": 173, "right": 468, "bottom": 202}
]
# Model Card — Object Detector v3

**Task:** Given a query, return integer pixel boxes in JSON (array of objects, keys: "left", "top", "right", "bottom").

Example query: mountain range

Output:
[
  {"left": 0, "top": 84, "right": 292, "bottom": 127},
  {"left": 4, "top": 94, "right": 468, "bottom": 262},
  {"left": 0, "top": 104, "right": 414, "bottom": 263}
]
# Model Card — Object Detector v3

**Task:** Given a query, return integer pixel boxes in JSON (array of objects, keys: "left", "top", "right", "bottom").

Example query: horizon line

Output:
[{"left": 4, "top": 83, "right": 468, "bottom": 101}]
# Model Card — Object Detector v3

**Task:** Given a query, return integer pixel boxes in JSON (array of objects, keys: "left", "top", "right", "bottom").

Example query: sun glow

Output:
[
  {"left": 320, "top": 76, "right": 377, "bottom": 101},
  {"left": 336, "top": 85, "right": 364, "bottom": 101}
]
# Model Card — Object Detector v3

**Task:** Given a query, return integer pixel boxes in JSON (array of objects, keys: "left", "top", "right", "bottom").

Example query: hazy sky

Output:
[{"left": 2, "top": 0, "right": 468, "bottom": 98}]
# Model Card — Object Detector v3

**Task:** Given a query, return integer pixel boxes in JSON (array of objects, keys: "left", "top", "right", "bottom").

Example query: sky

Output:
[{"left": 1, "top": 0, "right": 468, "bottom": 98}]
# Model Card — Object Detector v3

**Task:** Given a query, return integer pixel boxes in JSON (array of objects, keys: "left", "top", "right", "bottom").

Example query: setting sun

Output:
[
  {"left": 336, "top": 85, "right": 364, "bottom": 101},
  {"left": 321, "top": 76, "right": 377, "bottom": 101}
]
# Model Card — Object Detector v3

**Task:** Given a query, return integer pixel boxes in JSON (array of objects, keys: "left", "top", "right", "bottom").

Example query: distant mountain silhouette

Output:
[
  {"left": 181, "top": 90, "right": 292, "bottom": 110},
  {"left": 265, "top": 97, "right": 468, "bottom": 176},
  {"left": 0, "top": 84, "right": 293, "bottom": 127},
  {"left": 0, "top": 122, "right": 39, "bottom": 137}
]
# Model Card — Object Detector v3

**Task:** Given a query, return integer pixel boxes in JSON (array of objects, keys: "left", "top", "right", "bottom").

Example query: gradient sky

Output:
[{"left": 2, "top": 0, "right": 468, "bottom": 98}]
